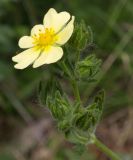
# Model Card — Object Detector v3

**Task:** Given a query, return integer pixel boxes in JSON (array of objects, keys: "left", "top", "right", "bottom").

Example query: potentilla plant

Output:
[{"left": 12, "top": 8, "right": 121, "bottom": 160}]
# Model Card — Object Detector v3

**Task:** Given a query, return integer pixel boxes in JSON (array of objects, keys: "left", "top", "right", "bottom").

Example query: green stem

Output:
[
  {"left": 71, "top": 79, "right": 81, "bottom": 103},
  {"left": 61, "top": 61, "right": 81, "bottom": 103},
  {"left": 76, "top": 50, "right": 80, "bottom": 63},
  {"left": 92, "top": 136, "right": 121, "bottom": 160},
  {"left": 61, "top": 61, "right": 73, "bottom": 79}
]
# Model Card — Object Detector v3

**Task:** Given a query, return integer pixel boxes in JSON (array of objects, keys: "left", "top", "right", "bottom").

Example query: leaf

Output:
[
  {"left": 72, "top": 90, "right": 104, "bottom": 133},
  {"left": 38, "top": 78, "right": 62, "bottom": 106},
  {"left": 76, "top": 54, "right": 101, "bottom": 80},
  {"left": 86, "top": 90, "right": 105, "bottom": 130},
  {"left": 94, "top": 89, "right": 105, "bottom": 111},
  {"left": 46, "top": 90, "right": 71, "bottom": 121}
]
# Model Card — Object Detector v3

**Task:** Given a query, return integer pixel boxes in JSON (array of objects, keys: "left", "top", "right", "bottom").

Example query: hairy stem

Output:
[
  {"left": 61, "top": 61, "right": 81, "bottom": 103},
  {"left": 71, "top": 79, "right": 81, "bottom": 103},
  {"left": 92, "top": 136, "right": 121, "bottom": 160}
]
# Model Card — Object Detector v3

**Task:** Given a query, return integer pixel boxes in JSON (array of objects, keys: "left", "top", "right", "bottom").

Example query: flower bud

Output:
[{"left": 69, "top": 21, "right": 92, "bottom": 51}]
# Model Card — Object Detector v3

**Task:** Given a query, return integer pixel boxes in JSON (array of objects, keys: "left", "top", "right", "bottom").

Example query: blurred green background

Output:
[{"left": 0, "top": 0, "right": 133, "bottom": 159}]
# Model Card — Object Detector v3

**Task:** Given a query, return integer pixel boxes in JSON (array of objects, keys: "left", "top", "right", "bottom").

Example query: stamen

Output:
[{"left": 33, "top": 28, "right": 58, "bottom": 51}]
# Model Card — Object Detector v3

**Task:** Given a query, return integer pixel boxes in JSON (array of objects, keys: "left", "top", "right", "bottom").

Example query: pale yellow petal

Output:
[
  {"left": 33, "top": 52, "right": 48, "bottom": 68},
  {"left": 33, "top": 46, "right": 63, "bottom": 68},
  {"left": 12, "top": 48, "right": 40, "bottom": 69},
  {"left": 31, "top": 24, "right": 45, "bottom": 36},
  {"left": 18, "top": 36, "right": 34, "bottom": 49},
  {"left": 56, "top": 16, "right": 75, "bottom": 45},
  {"left": 43, "top": 8, "right": 70, "bottom": 32}
]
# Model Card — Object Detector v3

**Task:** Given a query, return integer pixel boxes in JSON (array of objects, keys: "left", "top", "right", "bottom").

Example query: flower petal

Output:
[
  {"left": 31, "top": 24, "right": 45, "bottom": 36},
  {"left": 18, "top": 36, "right": 34, "bottom": 49},
  {"left": 56, "top": 16, "right": 75, "bottom": 45},
  {"left": 33, "top": 46, "right": 63, "bottom": 68},
  {"left": 12, "top": 48, "right": 40, "bottom": 69},
  {"left": 43, "top": 8, "right": 71, "bottom": 33}
]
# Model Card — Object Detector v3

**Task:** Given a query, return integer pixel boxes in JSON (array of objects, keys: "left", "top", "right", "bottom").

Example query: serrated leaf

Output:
[
  {"left": 38, "top": 78, "right": 62, "bottom": 106},
  {"left": 76, "top": 54, "right": 101, "bottom": 80},
  {"left": 46, "top": 90, "right": 71, "bottom": 121}
]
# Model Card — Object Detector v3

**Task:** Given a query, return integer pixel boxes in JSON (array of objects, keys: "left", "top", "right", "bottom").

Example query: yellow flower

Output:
[{"left": 12, "top": 8, "right": 75, "bottom": 69}]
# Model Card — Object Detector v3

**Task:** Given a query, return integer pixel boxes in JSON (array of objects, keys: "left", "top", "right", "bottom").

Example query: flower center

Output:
[{"left": 33, "top": 28, "right": 58, "bottom": 51}]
